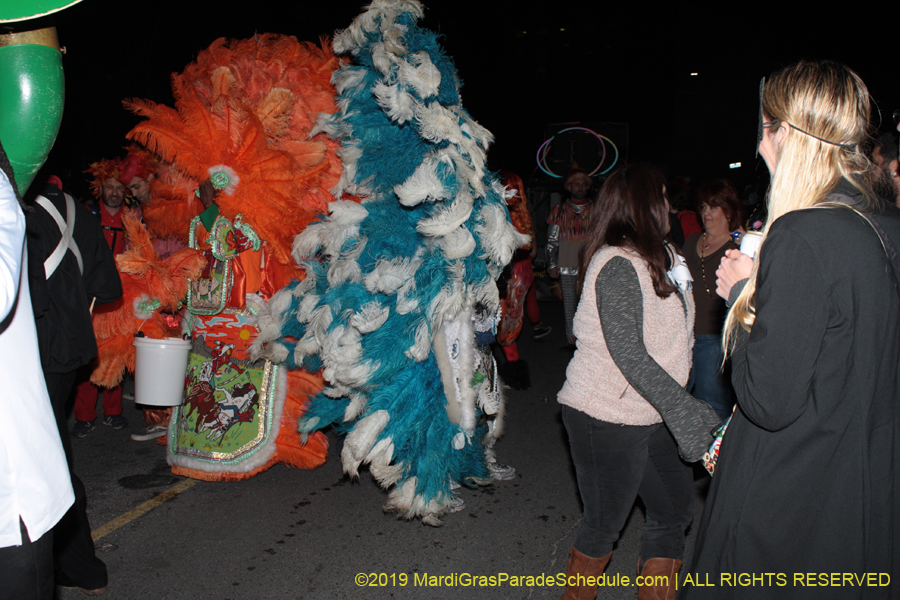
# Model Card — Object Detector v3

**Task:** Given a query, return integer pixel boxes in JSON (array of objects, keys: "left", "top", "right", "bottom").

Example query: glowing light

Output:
[
  {"left": 729, "top": 162, "right": 741, "bottom": 169},
  {"left": 690, "top": 72, "right": 698, "bottom": 76},
  {"left": 535, "top": 127, "right": 620, "bottom": 177}
]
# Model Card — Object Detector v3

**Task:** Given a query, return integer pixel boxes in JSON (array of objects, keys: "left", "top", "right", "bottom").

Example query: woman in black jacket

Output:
[{"left": 682, "top": 60, "right": 900, "bottom": 599}]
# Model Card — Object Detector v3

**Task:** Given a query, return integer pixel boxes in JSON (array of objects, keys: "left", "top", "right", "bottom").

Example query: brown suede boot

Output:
[
  {"left": 559, "top": 547, "right": 612, "bottom": 600},
  {"left": 636, "top": 558, "right": 682, "bottom": 600}
]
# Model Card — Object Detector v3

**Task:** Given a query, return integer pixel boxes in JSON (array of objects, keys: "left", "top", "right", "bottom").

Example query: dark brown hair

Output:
[
  {"left": 697, "top": 179, "right": 744, "bottom": 231},
  {"left": 576, "top": 163, "right": 676, "bottom": 299}
]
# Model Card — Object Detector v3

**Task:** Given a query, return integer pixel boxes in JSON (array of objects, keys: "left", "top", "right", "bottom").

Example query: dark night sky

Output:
[{"left": 36, "top": 0, "right": 900, "bottom": 197}]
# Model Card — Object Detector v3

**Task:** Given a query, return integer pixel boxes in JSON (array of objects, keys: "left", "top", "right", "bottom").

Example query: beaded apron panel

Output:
[{"left": 169, "top": 310, "right": 278, "bottom": 466}]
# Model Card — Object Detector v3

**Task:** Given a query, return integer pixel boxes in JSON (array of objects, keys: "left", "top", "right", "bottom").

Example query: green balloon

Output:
[
  {"left": 0, "top": 0, "right": 85, "bottom": 23},
  {"left": 0, "top": 43, "right": 64, "bottom": 194}
]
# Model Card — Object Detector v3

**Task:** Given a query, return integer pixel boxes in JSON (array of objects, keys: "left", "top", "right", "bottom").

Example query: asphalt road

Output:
[{"left": 62, "top": 300, "right": 710, "bottom": 600}]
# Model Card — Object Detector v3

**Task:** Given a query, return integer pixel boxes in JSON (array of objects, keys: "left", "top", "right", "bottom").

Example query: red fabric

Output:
[
  {"left": 74, "top": 373, "right": 123, "bottom": 421},
  {"left": 99, "top": 204, "right": 127, "bottom": 256},
  {"left": 502, "top": 343, "right": 519, "bottom": 362},
  {"left": 498, "top": 256, "right": 534, "bottom": 346},
  {"left": 678, "top": 210, "right": 702, "bottom": 239},
  {"left": 525, "top": 277, "right": 540, "bottom": 325}
]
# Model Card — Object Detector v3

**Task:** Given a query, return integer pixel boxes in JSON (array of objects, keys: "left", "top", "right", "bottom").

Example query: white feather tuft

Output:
[
  {"left": 436, "top": 226, "right": 476, "bottom": 260},
  {"left": 394, "top": 156, "right": 452, "bottom": 207},
  {"left": 363, "top": 249, "right": 423, "bottom": 294},
  {"left": 327, "top": 238, "right": 367, "bottom": 286},
  {"left": 404, "top": 319, "right": 431, "bottom": 362},
  {"left": 374, "top": 82, "right": 418, "bottom": 124},
  {"left": 292, "top": 223, "right": 325, "bottom": 263},
  {"left": 474, "top": 203, "right": 530, "bottom": 266},
  {"left": 350, "top": 301, "right": 391, "bottom": 333},
  {"left": 395, "top": 280, "right": 419, "bottom": 315},
  {"left": 341, "top": 410, "right": 390, "bottom": 477},
  {"left": 415, "top": 102, "right": 462, "bottom": 145},
  {"left": 343, "top": 391, "right": 369, "bottom": 421},
  {"left": 295, "top": 293, "right": 322, "bottom": 324},
  {"left": 398, "top": 51, "right": 441, "bottom": 99},
  {"left": 416, "top": 190, "right": 473, "bottom": 237}
]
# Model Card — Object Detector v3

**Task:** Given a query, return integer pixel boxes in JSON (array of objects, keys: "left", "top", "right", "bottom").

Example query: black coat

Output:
[
  {"left": 682, "top": 193, "right": 900, "bottom": 599},
  {"left": 26, "top": 183, "right": 122, "bottom": 373}
]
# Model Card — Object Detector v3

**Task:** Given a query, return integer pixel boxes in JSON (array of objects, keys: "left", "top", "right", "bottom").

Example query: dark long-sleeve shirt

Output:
[{"left": 27, "top": 182, "right": 122, "bottom": 373}]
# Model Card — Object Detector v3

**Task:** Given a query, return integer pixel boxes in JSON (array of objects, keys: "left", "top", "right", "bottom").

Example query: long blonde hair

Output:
[{"left": 723, "top": 60, "right": 873, "bottom": 353}]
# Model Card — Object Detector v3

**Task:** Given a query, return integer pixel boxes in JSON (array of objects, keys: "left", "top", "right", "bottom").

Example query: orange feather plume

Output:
[
  {"left": 90, "top": 210, "right": 206, "bottom": 387},
  {"left": 140, "top": 162, "right": 203, "bottom": 243},
  {"left": 124, "top": 35, "right": 348, "bottom": 268}
]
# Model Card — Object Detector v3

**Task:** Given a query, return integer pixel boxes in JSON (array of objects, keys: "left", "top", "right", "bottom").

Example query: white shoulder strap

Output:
[{"left": 36, "top": 194, "right": 83, "bottom": 278}]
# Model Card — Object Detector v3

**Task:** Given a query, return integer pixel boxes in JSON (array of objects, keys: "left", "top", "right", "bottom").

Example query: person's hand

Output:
[
  {"left": 716, "top": 249, "right": 753, "bottom": 300},
  {"left": 548, "top": 267, "right": 559, "bottom": 279},
  {"left": 198, "top": 179, "right": 217, "bottom": 209}
]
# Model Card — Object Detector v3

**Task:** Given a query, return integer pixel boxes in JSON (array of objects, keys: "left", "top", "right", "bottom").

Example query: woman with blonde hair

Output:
[{"left": 682, "top": 60, "right": 900, "bottom": 598}]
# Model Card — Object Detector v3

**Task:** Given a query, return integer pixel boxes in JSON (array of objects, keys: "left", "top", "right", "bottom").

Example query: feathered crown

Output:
[
  {"left": 85, "top": 158, "right": 122, "bottom": 199},
  {"left": 118, "top": 145, "right": 159, "bottom": 185},
  {"left": 124, "top": 34, "right": 344, "bottom": 267}
]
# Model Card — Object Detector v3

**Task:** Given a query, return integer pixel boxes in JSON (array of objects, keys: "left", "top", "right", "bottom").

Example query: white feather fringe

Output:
[{"left": 342, "top": 409, "right": 390, "bottom": 477}]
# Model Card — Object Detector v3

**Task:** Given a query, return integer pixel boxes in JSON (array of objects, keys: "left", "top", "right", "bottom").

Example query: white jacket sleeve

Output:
[{"left": 0, "top": 169, "right": 24, "bottom": 321}]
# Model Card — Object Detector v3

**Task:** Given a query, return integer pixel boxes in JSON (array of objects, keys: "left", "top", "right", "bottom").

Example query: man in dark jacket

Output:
[{"left": 26, "top": 175, "right": 122, "bottom": 595}]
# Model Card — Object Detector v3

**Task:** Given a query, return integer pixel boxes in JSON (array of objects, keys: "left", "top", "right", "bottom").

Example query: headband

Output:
[
  {"left": 757, "top": 76, "right": 855, "bottom": 154},
  {"left": 785, "top": 122, "right": 855, "bottom": 151}
]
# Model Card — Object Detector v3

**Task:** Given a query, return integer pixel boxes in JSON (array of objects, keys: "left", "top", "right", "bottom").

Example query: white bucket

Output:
[{"left": 133, "top": 337, "right": 192, "bottom": 406}]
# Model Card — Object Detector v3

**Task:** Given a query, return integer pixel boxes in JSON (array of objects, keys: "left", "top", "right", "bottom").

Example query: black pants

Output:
[
  {"left": 562, "top": 405, "right": 693, "bottom": 560},
  {"left": 43, "top": 370, "right": 108, "bottom": 590},
  {"left": 0, "top": 519, "right": 54, "bottom": 600}
]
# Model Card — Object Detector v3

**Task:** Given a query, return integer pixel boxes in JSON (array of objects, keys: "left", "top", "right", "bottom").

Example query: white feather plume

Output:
[
  {"left": 416, "top": 190, "right": 473, "bottom": 237},
  {"left": 342, "top": 409, "right": 390, "bottom": 477},
  {"left": 373, "top": 82, "right": 418, "bottom": 124},
  {"left": 350, "top": 301, "right": 391, "bottom": 333},
  {"left": 398, "top": 51, "right": 441, "bottom": 99},
  {"left": 404, "top": 318, "right": 431, "bottom": 361}
]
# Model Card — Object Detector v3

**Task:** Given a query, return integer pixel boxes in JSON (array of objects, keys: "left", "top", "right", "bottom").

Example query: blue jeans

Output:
[
  {"left": 562, "top": 406, "right": 693, "bottom": 560},
  {"left": 688, "top": 334, "right": 735, "bottom": 420}
]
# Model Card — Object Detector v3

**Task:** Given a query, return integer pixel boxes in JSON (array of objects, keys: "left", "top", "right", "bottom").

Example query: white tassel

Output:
[{"left": 454, "top": 307, "right": 477, "bottom": 433}]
